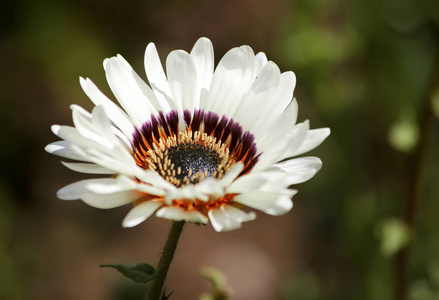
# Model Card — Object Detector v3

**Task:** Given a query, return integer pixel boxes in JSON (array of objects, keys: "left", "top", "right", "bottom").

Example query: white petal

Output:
[
  {"left": 205, "top": 46, "right": 255, "bottom": 116},
  {"left": 144, "top": 43, "right": 175, "bottom": 110},
  {"left": 190, "top": 37, "right": 214, "bottom": 108},
  {"left": 289, "top": 128, "right": 331, "bottom": 157},
  {"left": 79, "top": 77, "right": 134, "bottom": 139},
  {"left": 254, "top": 120, "right": 309, "bottom": 172},
  {"left": 116, "top": 54, "right": 171, "bottom": 113},
  {"left": 81, "top": 190, "right": 142, "bottom": 209},
  {"left": 271, "top": 71, "right": 297, "bottom": 116},
  {"left": 228, "top": 169, "right": 301, "bottom": 194},
  {"left": 61, "top": 162, "right": 116, "bottom": 174},
  {"left": 58, "top": 123, "right": 134, "bottom": 169},
  {"left": 51, "top": 125, "right": 87, "bottom": 146},
  {"left": 77, "top": 148, "right": 139, "bottom": 178},
  {"left": 254, "top": 99, "right": 300, "bottom": 153},
  {"left": 105, "top": 57, "right": 154, "bottom": 127},
  {"left": 71, "top": 105, "right": 113, "bottom": 148},
  {"left": 166, "top": 50, "right": 197, "bottom": 113},
  {"left": 136, "top": 170, "right": 177, "bottom": 192},
  {"left": 222, "top": 205, "right": 256, "bottom": 223},
  {"left": 156, "top": 207, "right": 209, "bottom": 223},
  {"left": 91, "top": 105, "right": 119, "bottom": 145},
  {"left": 45, "top": 141, "right": 85, "bottom": 160},
  {"left": 227, "top": 171, "right": 280, "bottom": 194},
  {"left": 208, "top": 205, "right": 256, "bottom": 232},
  {"left": 88, "top": 107, "right": 133, "bottom": 161},
  {"left": 103, "top": 58, "right": 109, "bottom": 69},
  {"left": 234, "top": 191, "right": 295, "bottom": 216},
  {"left": 111, "top": 126, "right": 132, "bottom": 149},
  {"left": 85, "top": 176, "right": 135, "bottom": 194},
  {"left": 122, "top": 200, "right": 163, "bottom": 227},
  {"left": 193, "top": 178, "right": 225, "bottom": 199},
  {"left": 250, "top": 61, "right": 280, "bottom": 95},
  {"left": 57, "top": 177, "right": 135, "bottom": 200},
  {"left": 253, "top": 52, "right": 268, "bottom": 77},
  {"left": 218, "top": 163, "right": 244, "bottom": 188},
  {"left": 208, "top": 208, "right": 241, "bottom": 232},
  {"left": 164, "top": 184, "right": 208, "bottom": 204},
  {"left": 260, "top": 98, "right": 300, "bottom": 149},
  {"left": 51, "top": 125, "right": 116, "bottom": 156},
  {"left": 275, "top": 157, "right": 322, "bottom": 184},
  {"left": 57, "top": 179, "right": 95, "bottom": 200},
  {"left": 232, "top": 61, "right": 280, "bottom": 129},
  {"left": 134, "top": 183, "right": 166, "bottom": 197}
]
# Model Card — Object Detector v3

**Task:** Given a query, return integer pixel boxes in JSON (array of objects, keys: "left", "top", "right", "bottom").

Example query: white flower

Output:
[{"left": 46, "top": 38, "right": 330, "bottom": 232}]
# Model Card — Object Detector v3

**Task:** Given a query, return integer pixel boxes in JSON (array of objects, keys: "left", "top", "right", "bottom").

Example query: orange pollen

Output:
[{"left": 134, "top": 193, "right": 238, "bottom": 215}]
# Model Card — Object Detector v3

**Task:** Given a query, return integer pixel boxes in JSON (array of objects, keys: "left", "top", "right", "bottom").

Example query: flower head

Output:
[{"left": 46, "top": 38, "right": 330, "bottom": 232}]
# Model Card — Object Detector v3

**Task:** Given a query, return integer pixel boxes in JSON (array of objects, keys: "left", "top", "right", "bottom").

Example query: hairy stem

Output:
[{"left": 147, "top": 221, "right": 185, "bottom": 300}]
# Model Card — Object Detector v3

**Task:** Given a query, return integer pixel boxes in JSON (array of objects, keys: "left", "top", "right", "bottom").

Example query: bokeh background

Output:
[{"left": 1, "top": 0, "right": 439, "bottom": 299}]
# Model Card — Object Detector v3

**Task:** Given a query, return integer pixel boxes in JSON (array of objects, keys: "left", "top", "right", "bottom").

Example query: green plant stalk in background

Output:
[{"left": 395, "top": 54, "right": 439, "bottom": 300}]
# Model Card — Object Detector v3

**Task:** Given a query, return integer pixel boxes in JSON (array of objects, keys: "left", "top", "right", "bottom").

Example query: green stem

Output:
[{"left": 147, "top": 221, "right": 185, "bottom": 300}]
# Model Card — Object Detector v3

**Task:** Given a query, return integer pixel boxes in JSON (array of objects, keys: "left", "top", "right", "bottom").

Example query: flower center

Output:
[
  {"left": 166, "top": 144, "right": 220, "bottom": 183},
  {"left": 152, "top": 133, "right": 236, "bottom": 186},
  {"left": 132, "top": 109, "right": 260, "bottom": 187},
  {"left": 137, "top": 130, "right": 235, "bottom": 187}
]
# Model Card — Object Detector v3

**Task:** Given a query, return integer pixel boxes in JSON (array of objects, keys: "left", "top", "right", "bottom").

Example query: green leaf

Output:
[{"left": 100, "top": 263, "right": 156, "bottom": 284}]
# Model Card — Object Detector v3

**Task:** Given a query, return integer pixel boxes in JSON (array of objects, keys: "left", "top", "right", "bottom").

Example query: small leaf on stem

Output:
[{"left": 100, "top": 263, "right": 157, "bottom": 284}]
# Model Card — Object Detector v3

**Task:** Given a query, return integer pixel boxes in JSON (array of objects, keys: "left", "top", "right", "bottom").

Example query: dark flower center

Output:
[{"left": 165, "top": 144, "right": 221, "bottom": 183}]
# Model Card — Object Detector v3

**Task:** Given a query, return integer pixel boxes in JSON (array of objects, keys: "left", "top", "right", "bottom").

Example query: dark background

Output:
[{"left": 1, "top": 0, "right": 438, "bottom": 299}]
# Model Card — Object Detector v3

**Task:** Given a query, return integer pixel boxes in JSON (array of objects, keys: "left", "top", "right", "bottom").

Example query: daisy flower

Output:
[{"left": 46, "top": 37, "right": 330, "bottom": 232}]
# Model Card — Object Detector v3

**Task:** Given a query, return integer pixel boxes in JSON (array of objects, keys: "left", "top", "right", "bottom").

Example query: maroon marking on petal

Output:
[
  {"left": 135, "top": 129, "right": 150, "bottom": 152},
  {"left": 150, "top": 115, "right": 161, "bottom": 141},
  {"left": 237, "top": 131, "right": 255, "bottom": 161},
  {"left": 204, "top": 111, "right": 219, "bottom": 135},
  {"left": 158, "top": 111, "right": 171, "bottom": 137},
  {"left": 240, "top": 153, "right": 260, "bottom": 175},
  {"left": 244, "top": 144, "right": 258, "bottom": 165},
  {"left": 183, "top": 109, "right": 192, "bottom": 127},
  {"left": 191, "top": 109, "right": 204, "bottom": 131},
  {"left": 132, "top": 129, "right": 141, "bottom": 146},
  {"left": 221, "top": 119, "right": 234, "bottom": 144},
  {"left": 140, "top": 122, "right": 154, "bottom": 147},
  {"left": 214, "top": 115, "right": 228, "bottom": 141},
  {"left": 167, "top": 111, "right": 179, "bottom": 136},
  {"left": 229, "top": 122, "right": 243, "bottom": 152}
]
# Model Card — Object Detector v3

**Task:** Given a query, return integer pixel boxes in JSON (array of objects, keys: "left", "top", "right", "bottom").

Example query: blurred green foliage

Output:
[
  {"left": 274, "top": 0, "right": 439, "bottom": 299},
  {"left": 199, "top": 267, "right": 230, "bottom": 300},
  {"left": 0, "top": 0, "right": 438, "bottom": 299},
  {"left": 376, "top": 218, "right": 411, "bottom": 257}
]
